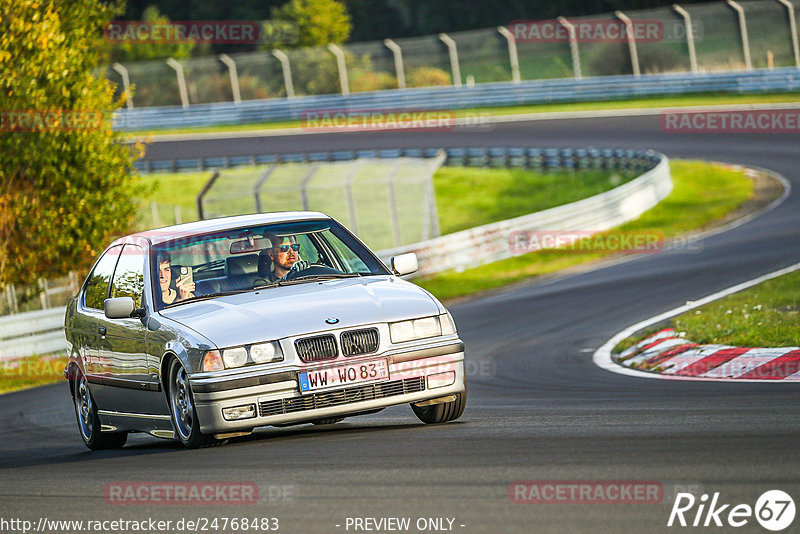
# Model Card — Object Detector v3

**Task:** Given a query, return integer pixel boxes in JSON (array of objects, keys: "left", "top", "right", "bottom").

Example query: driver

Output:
[{"left": 264, "top": 234, "right": 309, "bottom": 281}]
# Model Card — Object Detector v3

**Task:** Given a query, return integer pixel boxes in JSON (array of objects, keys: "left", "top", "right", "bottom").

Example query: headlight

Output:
[
  {"left": 390, "top": 315, "right": 442, "bottom": 343},
  {"left": 250, "top": 342, "right": 283, "bottom": 364},
  {"left": 222, "top": 346, "right": 248, "bottom": 368}
]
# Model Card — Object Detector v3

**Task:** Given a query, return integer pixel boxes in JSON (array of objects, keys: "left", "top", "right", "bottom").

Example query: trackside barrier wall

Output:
[
  {"left": 3, "top": 148, "right": 667, "bottom": 359},
  {"left": 0, "top": 308, "right": 66, "bottom": 359},
  {"left": 377, "top": 153, "right": 671, "bottom": 276},
  {"left": 116, "top": 68, "right": 800, "bottom": 133}
]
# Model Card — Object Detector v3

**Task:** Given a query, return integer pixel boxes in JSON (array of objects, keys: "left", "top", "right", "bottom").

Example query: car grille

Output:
[
  {"left": 295, "top": 334, "right": 338, "bottom": 362},
  {"left": 341, "top": 328, "right": 379, "bottom": 357},
  {"left": 258, "top": 377, "right": 425, "bottom": 418}
]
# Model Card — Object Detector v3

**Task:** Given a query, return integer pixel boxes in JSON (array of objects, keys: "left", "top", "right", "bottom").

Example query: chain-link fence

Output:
[
  {"left": 107, "top": 1, "right": 800, "bottom": 109},
  {"left": 197, "top": 155, "right": 445, "bottom": 251}
]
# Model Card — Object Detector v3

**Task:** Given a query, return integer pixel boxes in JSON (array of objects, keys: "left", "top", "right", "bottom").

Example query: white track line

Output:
[{"left": 593, "top": 261, "right": 800, "bottom": 382}]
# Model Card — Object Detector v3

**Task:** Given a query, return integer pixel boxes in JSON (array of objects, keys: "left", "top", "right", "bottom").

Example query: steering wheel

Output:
[{"left": 282, "top": 264, "right": 343, "bottom": 281}]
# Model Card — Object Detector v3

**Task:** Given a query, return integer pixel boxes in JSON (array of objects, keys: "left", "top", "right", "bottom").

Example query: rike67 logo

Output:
[{"left": 668, "top": 490, "right": 795, "bottom": 531}]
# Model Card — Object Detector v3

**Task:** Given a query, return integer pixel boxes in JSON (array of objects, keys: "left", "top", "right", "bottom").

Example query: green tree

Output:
[
  {"left": 111, "top": 5, "right": 195, "bottom": 62},
  {"left": 271, "top": 0, "right": 351, "bottom": 48},
  {"left": 0, "top": 0, "right": 145, "bottom": 286}
]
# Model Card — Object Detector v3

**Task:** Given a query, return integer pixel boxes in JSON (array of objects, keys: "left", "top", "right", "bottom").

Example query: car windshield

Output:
[{"left": 151, "top": 219, "right": 390, "bottom": 310}]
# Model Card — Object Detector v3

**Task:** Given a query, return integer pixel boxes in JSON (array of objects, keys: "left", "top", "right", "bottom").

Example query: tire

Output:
[
  {"left": 411, "top": 387, "right": 467, "bottom": 424},
  {"left": 311, "top": 417, "right": 345, "bottom": 425},
  {"left": 167, "top": 359, "right": 224, "bottom": 448},
  {"left": 73, "top": 370, "right": 128, "bottom": 450}
]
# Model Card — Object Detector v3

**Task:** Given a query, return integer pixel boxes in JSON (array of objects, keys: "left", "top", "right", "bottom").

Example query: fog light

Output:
[
  {"left": 427, "top": 371, "right": 455, "bottom": 389},
  {"left": 222, "top": 404, "right": 256, "bottom": 421}
]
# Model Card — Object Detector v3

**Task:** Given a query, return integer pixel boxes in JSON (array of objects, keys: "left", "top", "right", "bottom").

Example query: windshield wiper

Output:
[{"left": 163, "top": 288, "right": 254, "bottom": 308}]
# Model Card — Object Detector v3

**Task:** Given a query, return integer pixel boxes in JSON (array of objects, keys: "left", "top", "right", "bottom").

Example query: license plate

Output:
[{"left": 298, "top": 359, "right": 389, "bottom": 393}]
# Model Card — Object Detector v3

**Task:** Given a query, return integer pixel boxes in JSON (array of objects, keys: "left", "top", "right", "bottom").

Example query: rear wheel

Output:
[
  {"left": 168, "top": 359, "right": 224, "bottom": 448},
  {"left": 73, "top": 371, "right": 127, "bottom": 450},
  {"left": 411, "top": 387, "right": 467, "bottom": 424}
]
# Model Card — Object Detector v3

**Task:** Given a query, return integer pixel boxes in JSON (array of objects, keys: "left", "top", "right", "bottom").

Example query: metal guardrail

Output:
[
  {"left": 117, "top": 68, "right": 800, "bottom": 133},
  {"left": 5, "top": 146, "right": 664, "bottom": 360},
  {"left": 135, "top": 145, "right": 658, "bottom": 174},
  {"left": 0, "top": 307, "right": 66, "bottom": 359},
  {"left": 377, "top": 152, "right": 671, "bottom": 277}
]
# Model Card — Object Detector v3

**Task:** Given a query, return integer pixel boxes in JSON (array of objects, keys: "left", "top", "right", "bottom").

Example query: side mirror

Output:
[
  {"left": 104, "top": 297, "right": 139, "bottom": 319},
  {"left": 391, "top": 253, "right": 418, "bottom": 276}
]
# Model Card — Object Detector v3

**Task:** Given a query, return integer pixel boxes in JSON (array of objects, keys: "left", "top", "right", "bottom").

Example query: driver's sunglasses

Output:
[{"left": 277, "top": 243, "right": 301, "bottom": 253}]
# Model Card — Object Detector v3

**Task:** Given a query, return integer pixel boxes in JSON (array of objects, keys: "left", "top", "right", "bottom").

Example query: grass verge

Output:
[
  {"left": 122, "top": 92, "right": 800, "bottom": 137},
  {"left": 137, "top": 166, "right": 638, "bottom": 237},
  {"left": 416, "top": 160, "right": 754, "bottom": 301},
  {"left": 1, "top": 354, "right": 66, "bottom": 395}
]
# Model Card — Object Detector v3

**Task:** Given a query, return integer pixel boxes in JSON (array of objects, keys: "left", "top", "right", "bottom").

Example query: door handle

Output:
[{"left": 99, "top": 326, "right": 106, "bottom": 337}]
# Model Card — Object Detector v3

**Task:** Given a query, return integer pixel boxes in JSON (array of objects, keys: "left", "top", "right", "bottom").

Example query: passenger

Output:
[
  {"left": 157, "top": 252, "right": 195, "bottom": 306},
  {"left": 263, "top": 234, "right": 309, "bottom": 281}
]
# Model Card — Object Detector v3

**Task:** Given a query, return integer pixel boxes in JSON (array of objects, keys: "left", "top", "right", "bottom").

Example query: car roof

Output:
[{"left": 115, "top": 211, "right": 332, "bottom": 247}]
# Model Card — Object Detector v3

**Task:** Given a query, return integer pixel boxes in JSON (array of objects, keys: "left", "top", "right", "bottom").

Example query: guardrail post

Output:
[
  {"left": 219, "top": 54, "right": 242, "bottom": 104},
  {"left": 672, "top": 5, "right": 699, "bottom": 73},
  {"left": 327, "top": 44, "right": 350, "bottom": 96},
  {"left": 196, "top": 170, "right": 220, "bottom": 220},
  {"left": 497, "top": 27, "right": 521, "bottom": 83},
  {"left": 557, "top": 17, "right": 583, "bottom": 79},
  {"left": 383, "top": 39, "right": 407, "bottom": 89},
  {"left": 166, "top": 58, "right": 190, "bottom": 109},
  {"left": 439, "top": 33, "right": 462, "bottom": 87},
  {"left": 272, "top": 49, "right": 296, "bottom": 98},
  {"left": 777, "top": 0, "right": 800, "bottom": 68},
  {"left": 726, "top": 0, "right": 753, "bottom": 71},
  {"left": 111, "top": 63, "right": 134, "bottom": 110},
  {"left": 615, "top": 11, "right": 641, "bottom": 76}
]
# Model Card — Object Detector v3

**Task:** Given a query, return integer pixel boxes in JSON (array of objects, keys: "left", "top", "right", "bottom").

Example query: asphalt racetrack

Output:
[{"left": 2, "top": 111, "right": 799, "bottom": 533}]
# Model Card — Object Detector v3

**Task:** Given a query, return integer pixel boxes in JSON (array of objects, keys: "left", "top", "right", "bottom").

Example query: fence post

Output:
[
  {"left": 439, "top": 33, "right": 462, "bottom": 87},
  {"left": 166, "top": 58, "right": 190, "bottom": 108},
  {"left": 219, "top": 54, "right": 242, "bottom": 104},
  {"left": 726, "top": 0, "right": 753, "bottom": 71},
  {"left": 111, "top": 63, "right": 134, "bottom": 110},
  {"left": 383, "top": 39, "right": 407, "bottom": 89},
  {"left": 253, "top": 164, "right": 277, "bottom": 212},
  {"left": 344, "top": 160, "right": 364, "bottom": 235},
  {"left": 385, "top": 161, "right": 403, "bottom": 247},
  {"left": 39, "top": 279, "right": 50, "bottom": 309},
  {"left": 557, "top": 17, "right": 583, "bottom": 79},
  {"left": 777, "top": 0, "right": 800, "bottom": 68},
  {"left": 327, "top": 44, "right": 351, "bottom": 96},
  {"left": 672, "top": 5, "right": 699, "bottom": 73},
  {"left": 497, "top": 26, "right": 521, "bottom": 83},
  {"left": 272, "top": 49, "right": 296, "bottom": 98},
  {"left": 299, "top": 164, "right": 321, "bottom": 211},
  {"left": 150, "top": 202, "right": 160, "bottom": 228},
  {"left": 5, "top": 284, "right": 18, "bottom": 314},
  {"left": 615, "top": 11, "right": 641, "bottom": 76},
  {"left": 196, "top": 170, "right": 221, "bottom": 220}
]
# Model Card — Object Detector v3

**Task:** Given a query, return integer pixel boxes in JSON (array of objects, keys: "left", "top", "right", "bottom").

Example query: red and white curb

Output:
[
  {"left": 617, "top": 328, "right": 800, "bottom": 380},
  {"left": 593, "top": 260, "right": 800, "bottom": 383}
]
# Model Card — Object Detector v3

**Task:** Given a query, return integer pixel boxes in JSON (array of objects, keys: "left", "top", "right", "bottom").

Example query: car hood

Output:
[{"left": 158, "top": 277, "right": 441, "bottom": 348}]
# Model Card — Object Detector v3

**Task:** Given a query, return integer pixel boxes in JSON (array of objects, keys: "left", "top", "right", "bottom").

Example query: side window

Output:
[
  {"left": 84, "top": 246, "right": 122, "bottom": 310},
  {"left": 295, "top": 234, "right": 319, "bottom": 263},
  {"left": 323, "top": 231, "right": 368, "bottom": 272},
  {"left": 110, "top": 245, "right": 145, "bottom": 309}
]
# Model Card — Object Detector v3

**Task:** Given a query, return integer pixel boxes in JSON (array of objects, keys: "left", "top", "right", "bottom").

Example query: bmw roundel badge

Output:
[{"left": 325, "top": 317, "right": 340, "bottom": 325}]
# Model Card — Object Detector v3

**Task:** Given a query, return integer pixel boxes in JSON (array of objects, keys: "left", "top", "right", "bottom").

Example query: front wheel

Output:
[
  {"left": 168, "top": 359, "right": 223, "bottom": 448},
  {"left": 411, "top": 386, "right": 467, "bottom": 424},
  {"left": 73, "top": 370, "right": 127, "bottom": 450}
]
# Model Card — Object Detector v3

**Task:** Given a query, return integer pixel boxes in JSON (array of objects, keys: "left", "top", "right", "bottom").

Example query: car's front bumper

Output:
[{"left": 191, "top": 341, "right": 465, "bottom": 434}]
